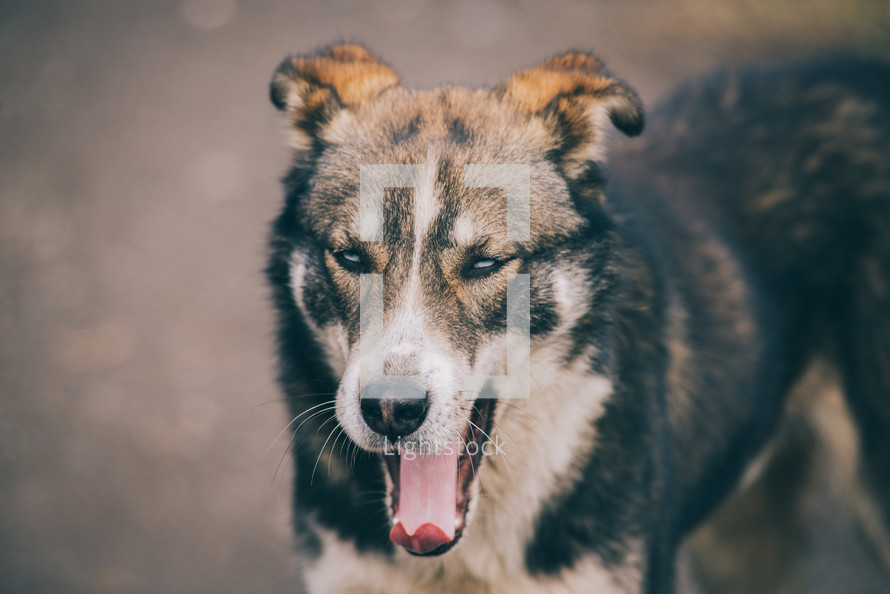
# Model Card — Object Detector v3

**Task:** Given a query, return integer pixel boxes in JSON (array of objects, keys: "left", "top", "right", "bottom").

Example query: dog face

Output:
[{"left": 271, "top": 44, "right": 643, "bottom": 556}]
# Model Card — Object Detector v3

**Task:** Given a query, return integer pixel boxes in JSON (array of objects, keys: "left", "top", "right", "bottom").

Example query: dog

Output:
[{"left": 265, "top": 44, "right": 890, "bottom": 593}]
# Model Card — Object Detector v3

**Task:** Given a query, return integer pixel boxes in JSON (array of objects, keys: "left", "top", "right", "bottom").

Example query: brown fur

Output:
[
  {"left": 499, "top": 52, "right": 645, "bottom": 178},
  {"left": 271, "top": 44, "right": 400, "bottom": 146}
]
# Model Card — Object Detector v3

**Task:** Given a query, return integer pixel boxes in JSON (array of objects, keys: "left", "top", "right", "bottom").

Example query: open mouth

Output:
[{"left": 384, "top": 398, "right": 497, "bottom": 556}]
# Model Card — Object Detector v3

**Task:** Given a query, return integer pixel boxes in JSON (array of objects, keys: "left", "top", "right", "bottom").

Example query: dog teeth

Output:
[
  {"left": 454, "top": 518, "right": 461, "bottom": 529},
  {"left": 393, "top": 516, "right": 399, "bottom": 524}
]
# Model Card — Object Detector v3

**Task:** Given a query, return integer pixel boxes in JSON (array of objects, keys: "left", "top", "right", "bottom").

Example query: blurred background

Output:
[{"left": 1, "top": 0, "right": 888, "bottom": 592}]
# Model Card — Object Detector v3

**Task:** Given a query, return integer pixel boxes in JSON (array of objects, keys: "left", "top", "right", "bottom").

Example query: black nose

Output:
[{"left": 360, "top": 379, "right": 429, "bottom": 439}]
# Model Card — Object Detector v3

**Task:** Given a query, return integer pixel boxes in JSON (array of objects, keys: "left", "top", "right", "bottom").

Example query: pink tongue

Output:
[{"left": 389, "top": 442, "right": 459, "bottom": 554}]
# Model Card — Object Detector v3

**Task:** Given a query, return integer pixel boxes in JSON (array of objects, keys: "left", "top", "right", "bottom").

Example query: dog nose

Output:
[{"left": 360, "top": 379, "right": 429, "bottom": 439}]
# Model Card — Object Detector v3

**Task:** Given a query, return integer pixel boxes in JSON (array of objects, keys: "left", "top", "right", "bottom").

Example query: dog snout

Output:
[{"left": 359, "top": 378, "right": 429, "bottom": 440}]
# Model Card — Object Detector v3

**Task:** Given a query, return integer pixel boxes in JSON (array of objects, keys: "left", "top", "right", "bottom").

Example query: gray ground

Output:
[{"left": 1, "top": 0, "right": 888, "bottom": 592}]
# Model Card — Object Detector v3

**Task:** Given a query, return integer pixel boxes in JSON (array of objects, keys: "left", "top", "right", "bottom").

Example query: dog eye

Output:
[
  {"left": 462, "top": 257, "right": 503, "bottom": 280},
  {"left": 333, "top": 250, "right": 365, "bottom": 273}
]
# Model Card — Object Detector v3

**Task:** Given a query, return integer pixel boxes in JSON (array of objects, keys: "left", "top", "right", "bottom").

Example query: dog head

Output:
[{"left": 270, "top": 43, "right": 643, "bottom": 556}]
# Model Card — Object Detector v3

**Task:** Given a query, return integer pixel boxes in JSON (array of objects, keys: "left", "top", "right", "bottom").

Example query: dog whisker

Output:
[
  {"left": 266, "top": 399, "right": 337, "bottom": 454},
  {"left": 250, "top": 391, "right": 336, "bottom": 411},
  {"left": 312, "top": 421, "right": 343, "bottom": 485},
  {"left": 328, "top": 426, "right": 347, "bottom": 476},
  {"left": 272, "top": 409, "right": 337, "bottom": 488},
  {"left": 498, "top": 401, "right": 544, "bottom": 427},
  {"left": 468, "top": 417, "right": 516, "bottom": 491}
]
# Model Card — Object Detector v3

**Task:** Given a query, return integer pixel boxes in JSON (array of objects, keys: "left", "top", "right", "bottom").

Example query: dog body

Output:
[{"left": 266, "top": 46, "right": 890, "bottom": 593}]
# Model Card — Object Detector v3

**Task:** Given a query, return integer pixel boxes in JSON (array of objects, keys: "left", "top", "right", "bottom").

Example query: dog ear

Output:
[
  {"left": 270, "top": 43, "right": 401, "bottom": 150},
  {"left": 499, "top": 52, "right": 644, "bottom": 175}
]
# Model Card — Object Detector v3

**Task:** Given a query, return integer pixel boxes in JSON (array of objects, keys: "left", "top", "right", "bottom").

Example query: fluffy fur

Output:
[{"left": 265, "top": 44, "right": 890, "bottom": 593}]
